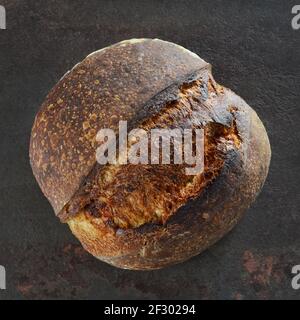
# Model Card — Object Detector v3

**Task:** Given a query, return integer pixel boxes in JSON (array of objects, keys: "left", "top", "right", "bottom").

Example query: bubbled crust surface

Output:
[
  {"left": 67, "top": 78, "right": 271, "bottom": 270},
  {"left": 30, "top": 38, "right": 271, "bottom": 270},
  {"left": 29, "top": 39, "right": 207, "bottom": 214}
]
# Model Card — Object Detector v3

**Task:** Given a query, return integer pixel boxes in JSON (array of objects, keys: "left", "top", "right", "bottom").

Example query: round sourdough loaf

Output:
[{"left": 30, "top": 39, "right": 271, "bottom": 270}]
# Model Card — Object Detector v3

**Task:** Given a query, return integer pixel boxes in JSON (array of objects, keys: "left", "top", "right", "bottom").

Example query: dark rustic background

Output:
[{"left": 0, "top": 0, "right": 299, "bottom": 300}]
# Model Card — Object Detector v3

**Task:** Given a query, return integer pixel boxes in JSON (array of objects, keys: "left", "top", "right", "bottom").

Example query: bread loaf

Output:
[{"left": 29, "top": 39, "right": 271, "bottom": 270}]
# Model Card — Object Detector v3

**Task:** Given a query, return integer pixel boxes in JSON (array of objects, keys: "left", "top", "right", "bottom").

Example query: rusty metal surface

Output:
[{"left": 0, "top": 0, "right": 299, "bottom": 299}]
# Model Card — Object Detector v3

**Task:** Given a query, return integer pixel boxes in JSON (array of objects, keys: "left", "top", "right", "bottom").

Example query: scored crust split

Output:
[{"left": 30, "top": 39, "right": 271, "bottom": 270}]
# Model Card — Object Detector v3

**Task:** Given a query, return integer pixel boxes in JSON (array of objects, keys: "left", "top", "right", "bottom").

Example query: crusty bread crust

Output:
[
  {"left": 30, "top": 39, "right": 207, "bottom": 214},
  {"left": 30, "top": 39, "right": 271, "bottom": 270}
]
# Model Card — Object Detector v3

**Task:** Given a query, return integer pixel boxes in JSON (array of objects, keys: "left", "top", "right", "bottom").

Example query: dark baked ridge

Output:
[
  {"left": 29, "top": 39, "right": 271, "bottom": 270},
  {"left": 64, "top": 87, "right": 270, "bottom": 270},
  {"left": 59, "top": 71, "right": 242, "bottom": 229},
  {"left": 29, "top": 39, "right": 208, "bottom": 214}
]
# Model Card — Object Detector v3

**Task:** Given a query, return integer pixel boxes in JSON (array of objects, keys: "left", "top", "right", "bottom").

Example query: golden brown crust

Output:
[
  {"left": 60, "top": 71, "right": 241, "bottom": 229},
  {"left": 67, "top": 85, "right": 271, "bottom": 270},
  {"left": 29, "top": 39, "right": 271, "bottom": 270},
  {"left": 29, "top": 39, "right": 207, "bottom": 214}
]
